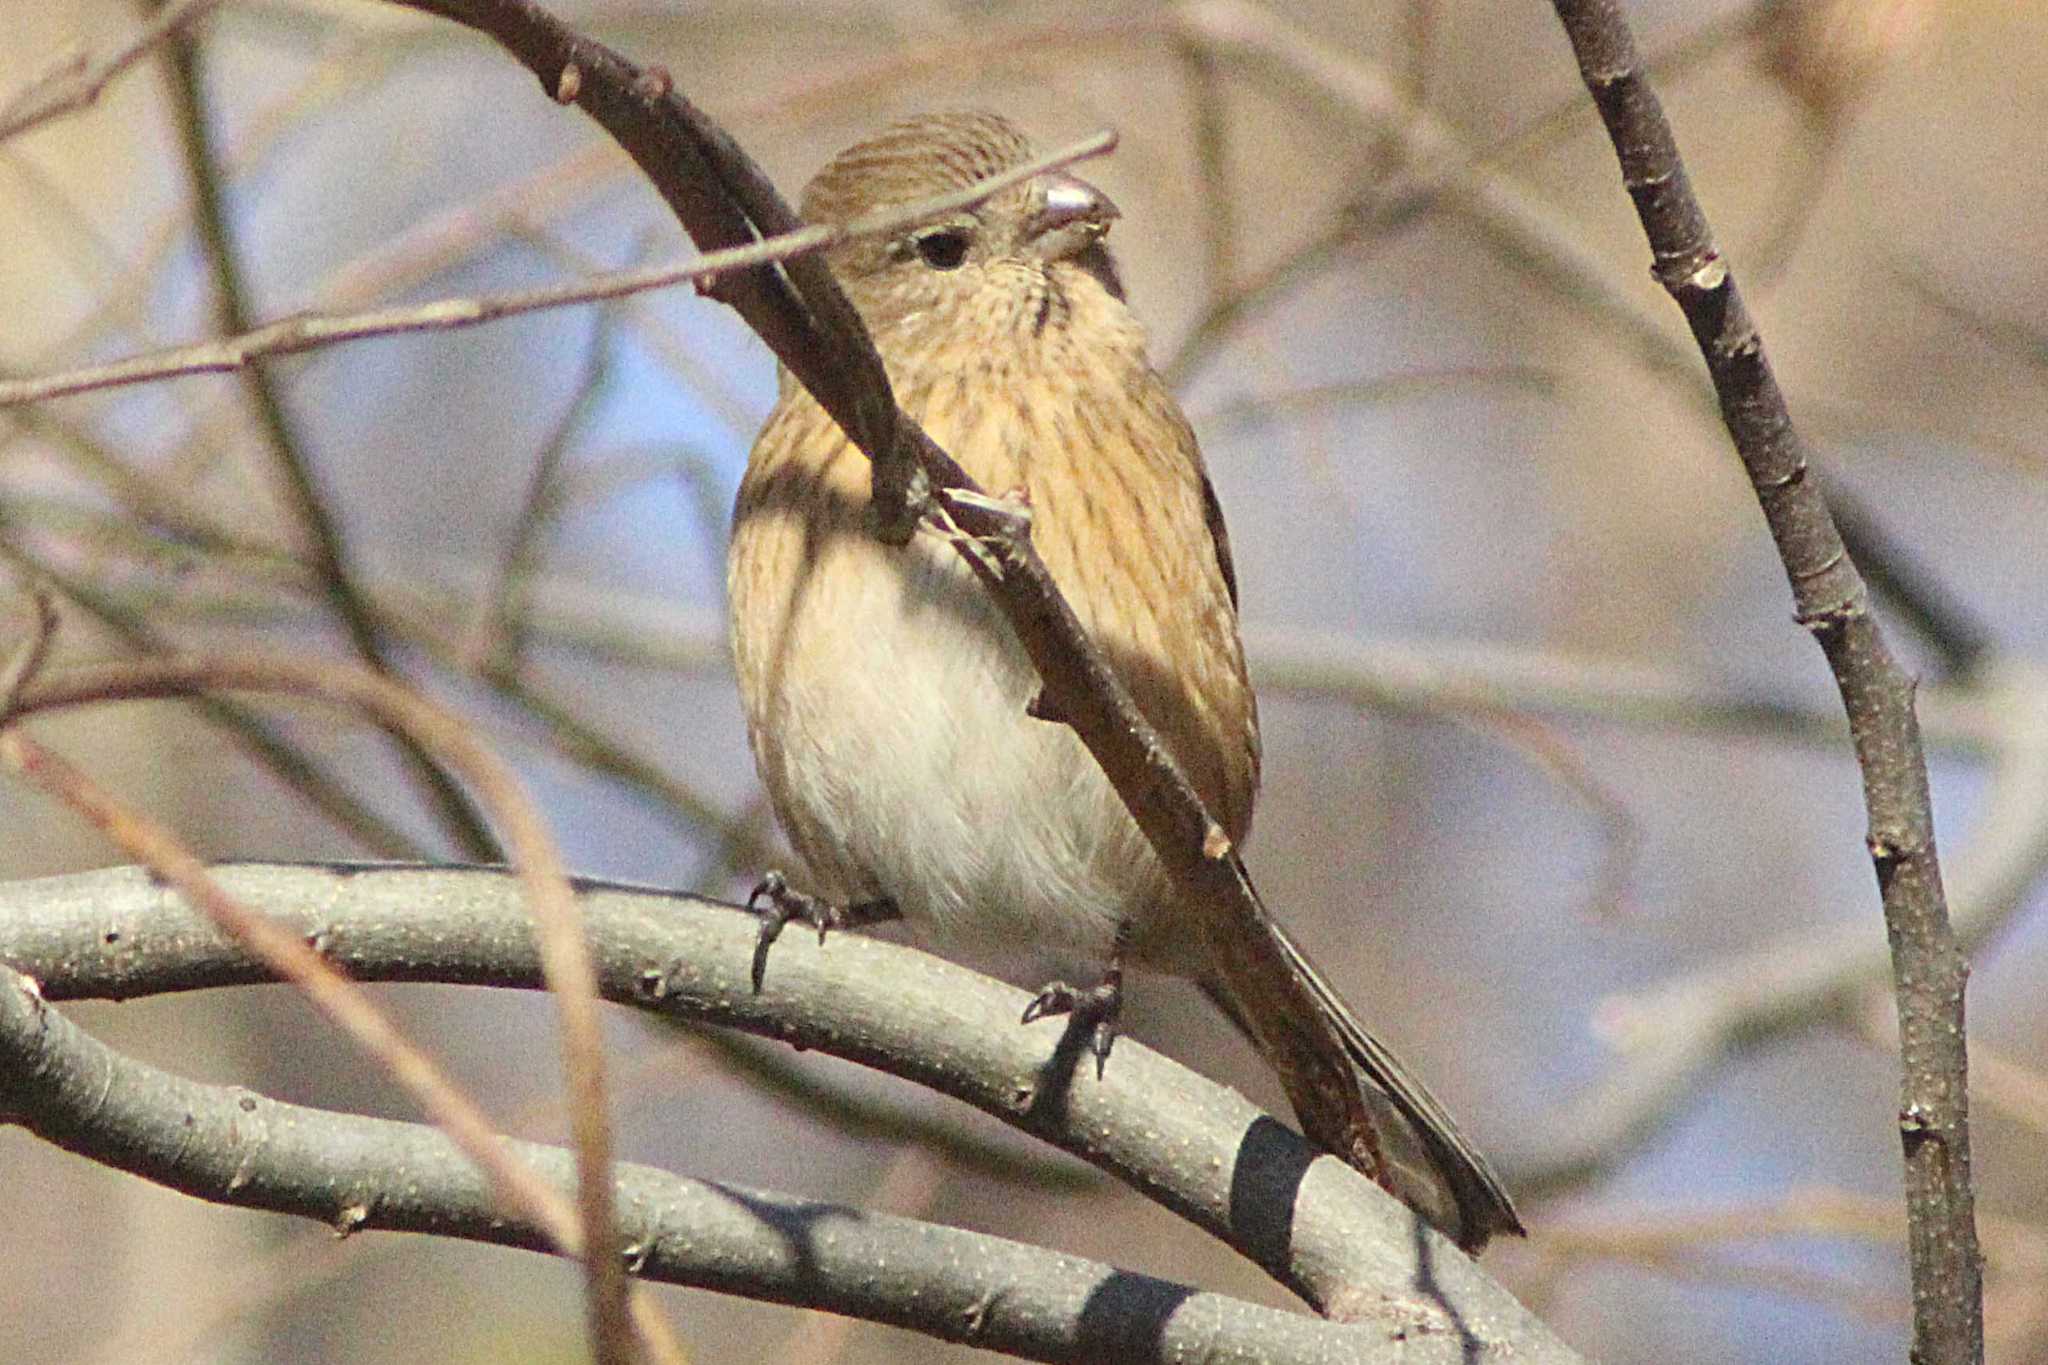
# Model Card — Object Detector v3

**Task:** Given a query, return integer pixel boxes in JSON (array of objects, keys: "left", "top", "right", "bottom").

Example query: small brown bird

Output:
[{"left": 729, "top": 112, "right": 1519, "bottom": 1249}]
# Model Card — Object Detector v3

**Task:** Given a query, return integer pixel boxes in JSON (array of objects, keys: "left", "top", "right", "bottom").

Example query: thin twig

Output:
[
  {"left": 0, "top": 129, "right": 1116, "bottom": 410},
  {"left": 0, "top": 398, "right": 260, "bottom": 559},
  {"left": 0, "top": 516, "right": 770, "bottom": 871},
  {"left": 115, "top": 548, "right": 2013, "bottom": 767},
  {"left": 1193, "top": 366, "right": 1559, "bottom": 429},
  {"left": 1173, "top": 36, "right": 1238, "bottom": 304},
  {"left": 467, "top": 314, "right": 615, "bottom": 672},
  {"left": 0, "top": 732, "right": 674, "bottom": 1359},
  {"left": 1174, "top": 0, "right": 1995, "bottom": 680},
  {"left": 0, "top": 583, "right": 59, "bottom": 720},
  {"left": 0, "top": 0, "right": 223, "bottom": 143},
  {"left": 0, "top": 532, "right": 426, "bottom": 858}
]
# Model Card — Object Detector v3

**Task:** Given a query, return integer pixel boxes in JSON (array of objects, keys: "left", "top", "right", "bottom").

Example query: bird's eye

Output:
[{"left": 912, "top": 227, "right": 970, "bottom": 270}]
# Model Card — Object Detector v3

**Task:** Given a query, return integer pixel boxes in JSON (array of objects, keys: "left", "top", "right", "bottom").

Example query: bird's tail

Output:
[{"left": 1202, "top": 911, "right": 1523, "bottom": 1252}]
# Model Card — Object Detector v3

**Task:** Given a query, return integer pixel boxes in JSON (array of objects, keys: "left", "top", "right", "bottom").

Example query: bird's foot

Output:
[
  {"left": 746, "top": 871, "right": 899, "bottom": 992},
  {"left": 1022, "top": 967, "right": 1124, "bottom": 1078},
  {"left": 925, "top": 485, "right": 1034, "bottom": 576}
]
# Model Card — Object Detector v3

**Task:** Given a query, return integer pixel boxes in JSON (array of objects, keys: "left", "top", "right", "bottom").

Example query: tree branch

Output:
[
  {"left": 378, "top": 0, "right": 1453, "bottom": 1236},
  {"left": 0, "top": 859, "right": 1574, "bottom": 1356},
  {"left": 0, "top": 131, "right": 1113, "bottom": 408},
  {"left": 1542, "top": 3, "right": 1982, "bottom": 1361},
  {"left": 1178, "top": 0, "right": 1995, "bottom": 681},
  {"left": 150, "top": 11, "right": 502, "bottom": 862},
  {"left": 3, "top": 650, "right": 657, "bottom": 1362},
  {"left": 0, "top": 0, "right": 222, "bottom": 144},
  {"left": 0, "top": 960, "right": 1547, "bottom": 1365}
]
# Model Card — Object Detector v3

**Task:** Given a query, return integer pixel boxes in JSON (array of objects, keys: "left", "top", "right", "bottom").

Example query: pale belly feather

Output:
[{"left": 734, "top": 515, "right": 1167, "bottom": 965}]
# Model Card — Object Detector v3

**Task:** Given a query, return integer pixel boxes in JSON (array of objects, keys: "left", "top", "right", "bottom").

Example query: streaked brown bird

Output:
[{"left": 729, "top": 111, "right": 1520, "bottom": 1250}]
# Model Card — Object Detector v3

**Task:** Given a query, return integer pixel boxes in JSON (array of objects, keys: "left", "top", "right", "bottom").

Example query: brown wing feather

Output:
[{"left": 1199, "top": 468, "right": 1239, "bottom": 610}]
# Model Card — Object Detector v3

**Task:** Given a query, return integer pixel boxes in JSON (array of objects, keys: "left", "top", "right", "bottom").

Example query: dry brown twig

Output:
[
  {"left": 151, "top": 19, "right": 503, "bottom": 863},
  {"left": 0, "top": 529, "right": 430, "bottom": 859},
  {"left": 0, "top": 0, "right": 224, "bottom": 143},
  {"left": 0, "top": 645, "right": 684, "bottom": 1365},
  {"left": 0, "top": 131, "right": 1115, "bottom": 410},
  {"left": 0, "top": 585, "right": 60, "bottom": 719}
]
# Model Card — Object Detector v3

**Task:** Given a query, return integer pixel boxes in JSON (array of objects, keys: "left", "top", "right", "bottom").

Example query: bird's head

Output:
[{"left": 799, "top": 112, "right": 1126, "bottom": 337}]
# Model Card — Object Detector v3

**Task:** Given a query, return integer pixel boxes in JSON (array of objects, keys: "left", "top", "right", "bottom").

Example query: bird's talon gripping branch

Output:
[
  {"left": 923, "top": 485, "right": 1035, "bottom": 576},
  {"left": 1022, "top": 968, "right": 1124, "bottom": 1078},
  {"left": 944, "top": 483, "right": 1035, "bottom": 528},
  {"left": 746, "top": 871, "right": 899, "bottom": 991}
]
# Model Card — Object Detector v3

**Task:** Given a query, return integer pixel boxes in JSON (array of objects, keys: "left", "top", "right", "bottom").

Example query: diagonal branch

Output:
[
  {"left": 0, "top": 734, "right": 673, "bottom": 1365},
  {"left": 0, "top": 129, "right": 1112, "bottom": 408},
  {"left": 150, "top": 13, "right": 501, "bottom": 861},
  {"left": 381, "top": 0, "right": 1471, "bottom": 1246},
  {"left": 1177, "top": 0, "right": 1995, "bottom": 681},
  {"left": 0, "top": 532, "right": 426, "bottom": 858},
  {"left": 0, "top": 0, "right": 222, "bottom": 143},
  {"left": 3, "top": 652, "right": 645, "bottom": 1363}
]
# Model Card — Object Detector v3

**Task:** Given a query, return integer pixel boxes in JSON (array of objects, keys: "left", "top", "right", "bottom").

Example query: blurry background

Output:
[{"left": 2, "top": 0, "right": 2045, "bottom": 1360}]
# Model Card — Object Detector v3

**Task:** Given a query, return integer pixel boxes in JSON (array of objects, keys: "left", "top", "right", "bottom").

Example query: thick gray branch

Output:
[
  {"left": 0, "top": 862, "right": 1578, "bottom": 1360},
  {"left": 0, "top": 951, "right": 1544, "bottom": 1364}
]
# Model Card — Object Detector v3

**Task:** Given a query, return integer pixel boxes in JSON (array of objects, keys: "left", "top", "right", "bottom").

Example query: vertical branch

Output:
[
  {"left": 149, "top": 6, "right": 501, "bottom": 860},
  {"left": 468, "top": 316, "right": 613, "bottom": 673},
  {"left": 1543, "top": 3, "right": 1982, "bottom": 1362}
]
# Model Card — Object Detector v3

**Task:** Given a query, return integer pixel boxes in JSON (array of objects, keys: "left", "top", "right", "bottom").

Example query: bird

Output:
[{"left": 727, "top": 111, "right": 1521, "bottom": 1251}]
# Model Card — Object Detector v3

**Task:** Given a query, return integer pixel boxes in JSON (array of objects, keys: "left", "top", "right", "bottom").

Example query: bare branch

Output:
[
  {"left": 0, "top": 949, "right": 1568, "bottom": 1364},
  {"left": 1176, "top": 0, "right": 1994, "bottom": 678},
  {"left": 0, "top": 733, "right": 663, "bottom": 1363},
  {"left": 0, "top": 859, "right": 1580, "bottom": 1357},
  {"left": 2, "top": 653, "right": 656, "bottom": 1364},
  {"left": 0, "top": 583, "right": 59, "bottom": 720},
  {"left": 1515, "top": 660, "right": 2048, "bottom": 1199},
  {"left": 0, "top": 533, "right": 426, "bottom": 858},
  {"left": 0, "top": 130, "right": 1114, "bottom": 410},
  {"left": 1542, "top": 3, "right": 1982, "bottom": 1360},
  {"left": 149, "top": 18, "right": 502, "bottom": 862},
  {"left": 0, "top": 0, "right": 223, "bottom": 143}
]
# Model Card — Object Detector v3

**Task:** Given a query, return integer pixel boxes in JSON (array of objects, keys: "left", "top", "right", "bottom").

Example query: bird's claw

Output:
[
  {"left": 924, "top": 485, "right": 1034, "bottom": 578},
  {"left": 1023, "top": 973, "right": 1123, "bottom": 1078},
  {"left": 746, "top": 873, "right": 899, "bottom": 992},
  {"left": 748, "top": 871, "right": 833, "bottom": 992}
]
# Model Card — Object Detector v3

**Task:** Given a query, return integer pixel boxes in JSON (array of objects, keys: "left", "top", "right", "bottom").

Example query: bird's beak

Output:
[{"left": 1025, "top": 172, "right": 1120, "bottom": 263}]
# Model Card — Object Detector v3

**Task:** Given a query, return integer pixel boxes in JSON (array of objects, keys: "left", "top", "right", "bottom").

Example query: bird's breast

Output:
[{"left": 729, "top": 330, "right": 1256, "bottom": 970}]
